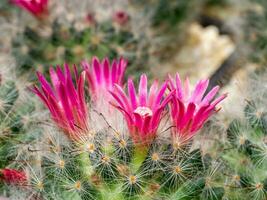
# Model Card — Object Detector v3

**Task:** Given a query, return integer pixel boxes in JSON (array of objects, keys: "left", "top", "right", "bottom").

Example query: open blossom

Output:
[
  {"left": 10, "top": 0, "right": 48, "bottom": 18},
  {"left": 1, "top": 169, "right": 27, "bottom": 185},
  {"left": 31, "top": 64, "right": 88, "bottom": 140},
  {"left": 169, "top": 73, "right": 227, "bottom": 144},
  {"left": 110, "top": 74, "right": 173, "bottom": 144},
  {"left": 82, "top": 57, "right": 127, "bottom": 103}
]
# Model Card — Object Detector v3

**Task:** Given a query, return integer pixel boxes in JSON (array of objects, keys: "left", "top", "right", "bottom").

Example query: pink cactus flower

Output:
[
  {"left": 1, "top": 169, "right": 27, "bottom": 186},
  {"left": 31, "top": 64, "right": 88, "bottom": 140},
  {"left": 168, "top": 73, "right": 227, "bottom": 144},
  {"left": 113, "top": 10, "right": 129, "bottom": 25},
  {"left": 10, "top": 0, "right": 48, "bottom": 19},
  {"left": 110, "top": 74, "right": 173, "bottom": 145},
  {"left": 82, "top": 57, "right": 127, "bottom": 103}
]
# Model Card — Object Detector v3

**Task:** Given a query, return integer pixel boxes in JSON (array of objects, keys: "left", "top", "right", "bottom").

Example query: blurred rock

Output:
[{"left": 153, "top": 23, "right": 235, "bottom": 82}]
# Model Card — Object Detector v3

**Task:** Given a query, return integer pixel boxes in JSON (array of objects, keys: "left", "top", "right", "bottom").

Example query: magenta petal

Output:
[
  {"left": 83, "top": 57, "right": 127, "bottom": 103},
  {"left": 111, "top": 60, "right": 118, "bottom": 85},
  {"left": 161, "top": 90, "right": 175, "bottom": 108},
  {"left": 117, "top": 58, "right": 127, "bottom": 84},
  {"left": 175, "top": 73, "right": 183, "bottom": 99},
  {"left": 142, "top": 116, "right": 152, "bottom": 138},
  {"left": 114, "top": 84, "right": 131, "bottom": 112},
  {"left": 46, "top": 94, "right": 65, "bottom": 122},
  {"left": 73, "top": 64, "right": 79, "bottom": 86},
  {"left": 36, "top": 71, "right": 55, "bottom": 97},
  {"left": 77, "top": 72, "right": 87, "bottom": 119},
  {"left": 56, "top": 66, "right": 66, "bottom": 83},
  {"left": 138, "top": 74, "right": 147, "bottom": 106},
  {"left": 64, "top": 63, "right": 72, "bottom": 79},
  {"left": 128, "top": 78, "right": 137, "bottom": 110},
  {"left": 211, "top": 93, "right": 227, "bottom": 107},
  {"left": 103, "top": 58, "right": 110, "bottom": 87},
  {"left": 176, "top": 99, "right": 185, "bottom": 130},
  {"left": 153, "top": 82, "right": 167, "bottom": 111},
  {"left": 181, "top": 103, "right": 196, "bottom": 128},
  {"left": 168, "top": 74, "right": 175, "bottom": 91},
  {"left": 30, "top": 86, "right": 49, "bottom": 108},
  {"left": 184, "top": 77, "right": 190, "bottom": 101},
  {"left": 148, "top": 80, "right": 158, "bottom": 107},
  {"left": 66, "top": 82, "right": 78, "bottom": 107},
  {"left": 58, "top": 83, "right": 74, "bottom": 129},
  {"left": 190, "top": 79, "right": 209, "bottom": 103},
  {"left": 191, "top": 111, "right": 212, "bottom": 133},
  {"left": 133, "top": 113, "right": 143, "bottom": 133},
  {"left": 92, "top": 56, "right": 101, "bottom": 84},
  {"left": 49, "top": 67, "right": 60, "bottom": 93},
  {"left": 110, "top": 103, "right": 133, "bottom": 125},
  {"left": 81, "top": 60, "right": 90, "bottom": 70},
  {"left": 65, "top": 67, "right": 78, "bottom": 107},
  {"left": 190, "top": 105, "right": 210, "bottom": 133},
  {"left": 170, "top": 98, "right": 178, "bottom": 120},
  {"left": 11, "top": 0, "right": 48, "bottom": 17},
  {"left": 85, "top": 70, "right": 96, "bottom": 93},
  {"left": 109, "top": 90, "right": 127, "bottom": 110},
  {"left": 200, "top": 86, "right": 220, "bottom": 106},
  {"left": 150, "top": 106, "right": 165, "bottom": 130}
]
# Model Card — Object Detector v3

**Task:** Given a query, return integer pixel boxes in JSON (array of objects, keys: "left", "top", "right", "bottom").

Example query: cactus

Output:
[
  {"left": 245, "top": 0, "right": 267, "bottom": 66},
  {"left": 0, "top": 69, "right": 43, "bottom": 196},
  {"left": 222, "top": 108, "right": 267, "bottom": 199},
  {"left": 0, "top": 81, "right": 19, "bottom": 168},
  {"left": 217, "top": 72, "right": 267, "bottom": 200},
  {"left": 0, "top": 57, "right": 227, "bottom": 199},
  {"left": 11, "top": 13, "right": 150, "bottom": 80}
]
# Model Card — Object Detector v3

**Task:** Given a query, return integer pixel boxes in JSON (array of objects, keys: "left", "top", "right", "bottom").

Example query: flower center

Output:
[
  {"left": 101, "top": 156, "right": 110, "bottom": 164},
  {"left": 173, "top": 166, "right": 182, "bottom": 174},
  {"left": 255, "top": 183, "right": 263, "bottom": 190},
  {"left": 36, "top": 181, "right": 44, "bottom": 190},
  {"left": 239, "top": 136, "right": 246, "bottom": 145},
  {"left": 232, "top": 175, "right": 240, "bottom": 181},
  {"left": 128, "top": 175, "right": 137, "bottom": 184},
  {"left": 58, "top": 159, "right": 65, "bottom": 169},
  {"left": 134, "top": 106, "right": 153, "bottom": 117},
  {"left": 151, "top": 153, "right": 160, "bottom": 161},
  {"left": 74, "top": 181, "right": 82, "bottom": 191},
  {"left": 86, "top": 143, "right": 95, "bottom": 153}
]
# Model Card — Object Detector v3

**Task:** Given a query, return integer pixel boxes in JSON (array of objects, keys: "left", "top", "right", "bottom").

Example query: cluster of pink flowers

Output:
[
  {"left": 168, "top": 74, "right": 227, "bottom": 144},
  {"left": 32, "top": 57, "right": 226, "bottom": 145},
  {"left": 110, "top": 75, "right": 174, "bottom": 144},
  {"left": 82, "top": 57, "right": 127, "bottom": 103},
  {"left": 31, "top": 64, "right": 88, "bottom": 140},
  {"left": 10, "top": 0, "right": 48, "bottom": 18}
]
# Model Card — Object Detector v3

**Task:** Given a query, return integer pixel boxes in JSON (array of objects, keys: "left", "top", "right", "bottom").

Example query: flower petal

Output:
[
  {"left": 138, "top": 74, "right": 147, "bottom": 106},
  {"left": 148, "top": 80, "right": 158, "bottom": 107},
  {"left": 92, "top": 56, "right": 101, "bottom": 84},
  {"left": 128, "top": 78, "right": 137, "bottom": 110}
]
